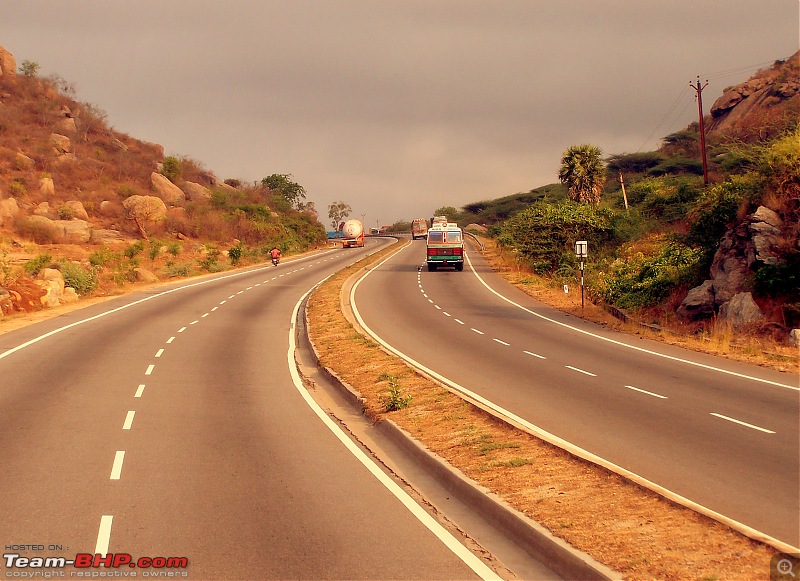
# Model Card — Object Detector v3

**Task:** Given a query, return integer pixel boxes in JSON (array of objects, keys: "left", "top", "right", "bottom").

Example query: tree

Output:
[
  {"left": 558, "top": 144, "right": 606, "bottom": 205},
  {"left": 261, "top": 174, "right": 306, "bottom": 208},
  {"left": 433, "top": 206, "right": 459, "bottom": 222},
  {"left": 328, "top": 201, "right": 351, "bottom": 229},
  {"left": 19, "top": 60, "right": 40, "bottom": 77}
]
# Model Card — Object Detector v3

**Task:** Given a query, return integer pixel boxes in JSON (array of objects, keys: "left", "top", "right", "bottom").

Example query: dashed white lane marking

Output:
[
  {"left": 710, "top": 412, "right": 775, "bottom": 434},
  {"left": 145, "top": 364, "right": 155, "bottom": 376},
  {"left": 246, "top": 286, "right": 253, "bottom": 290},
  {"left": 201, "top": 313, "right": 209, "bottom": 318},
  {"left": 167, "top": 337, "right": 175, "bottom": 344},
  {"left": 255, "top": 283, "right": 261, "bottom": 287},
  {"left": 228, "top": 294, "right": 235, "bottom": 299},
  {"left": 134, "top": 384, "right": 145, "bottom": 398},
  {"left": 471, "top": 328, "right": 484, "bottom": 335},
  {"left": 211, "top": 306, "right": 218, "bottom": 312},
  {"left": 178, "top": 327, "right": 187, "bottom": 333},
  {"left": 435, "top": 305, "right": 441, "bottom": 310},
  {"left": 190, "top": 320, "right": 199, "bottom": 325},
  {"left": 220, "top": 300, "right": 227, "bottom": 305},
  {"left": 523, "top": 351, "right": 546, "bottom": 359},
  {"left": 443, "top": 312, "right": 451, "bottom": 317},
  {"left": 565, "top": 365, "right": 596, "bottom": 377},
  {"left": 155, "top": 349, "right": 164, "bottom": 358},
  {"left": 237, "top": 290, "right": 244, "bottom": 295},
  {"left": 95, "top": 515, "right": 113, "bottom": 556},
  {"left": 625, "top": 385, "right": 667, "bottom": 399},
  {"left": 455, "top": 319, "right": 465, "bottom": 325},
  {"left": 122, "top": 411, "right": 135, "bottom": 430},
  {"left": 110, "top": 451, "right": 125, "bottom": 480},
  {"left": 493, "top": 339, "right": 510, "bottom": 346},
  {"left": 428, "top": 299, "right": 434, "bottom": 304}
]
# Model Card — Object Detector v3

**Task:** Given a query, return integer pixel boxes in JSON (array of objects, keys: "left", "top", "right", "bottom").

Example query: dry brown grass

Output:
[{"left": 307, "top": 241, "right": 782, "bottom": 581}]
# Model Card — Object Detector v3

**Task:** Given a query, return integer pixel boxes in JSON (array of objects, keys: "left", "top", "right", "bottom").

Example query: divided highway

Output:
[
  {"left": 0, "top": 240, "right": 498, "bottom": 580},
  {"left": 351, "top": 239, "right": 800, "bottom": 548}
]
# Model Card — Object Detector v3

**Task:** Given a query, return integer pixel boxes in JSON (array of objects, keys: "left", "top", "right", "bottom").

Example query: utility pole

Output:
[
  {"left": 690, "top": 76, "right": 709, "bottom": 185},
  {"left": 618, "top": 170, "right": 629, "bottom": 212}
]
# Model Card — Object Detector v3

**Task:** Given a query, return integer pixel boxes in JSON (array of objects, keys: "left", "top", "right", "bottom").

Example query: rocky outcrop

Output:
[
  {"left": 718, "top": 292, "right": 763, "bottom": 328},
  {"left": 34, "top": 202, "right": 56, "bottom": 219},
  {"left": 53, "top": 219, "right": 91, "bottom": 243},
  {"left": 64, "top": 200, "right": 89, "bottom": 220},
  {"left": 39, "top": 176, "right": 55, "bottom": 197},
  {"left": 134, "top": 267, "right": 159, "bottom": 283},
  {"left": 0, "top": 45, "right": 16, "bottom": 79},
  {"left": 36, "top": 268, "right": 78, "bottom": 307},
  {"left": 89, "top": 229, "right": 125, "bottom": 244},
  {"left": 678, "top": 206, "right": 784, "bottom": 322},
  {"left": 182, "top": 181, "right": 212, "bottom": 201},
  {"left": 151, "top": 172, "right": 185, "bottom": 205},
  {"left": 15, "top": 152, "right": 34, "bottom": 170},
  {"left": 790, "top": 329, "right": 800, "bottom": 348},
  {"left": 0, "top": 197, "right": 20, "bottom": 226},
  {"left": 122, "top": 195, "right": 167, "bottom": 238},
  {"left": 49, "top": 133, "right": 72, "bottom": 155}
]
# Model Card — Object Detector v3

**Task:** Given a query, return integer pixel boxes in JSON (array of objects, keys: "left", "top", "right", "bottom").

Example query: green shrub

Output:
[
  {"left": 167, "top": 241, "right": 182, "bottom": 256},
  {"left": 163, "top": 262, "right": 192, "bottom": 278},
  {"left": 161, "top": 156, "right": 182, "bottom": 183},
  {"left": 228, "top": 242, "right": 244, "bottom": 265},
  {"left": 753, "top": 253, "right": 800, "bottom": 300},
  {"left": 148, "top": 240, "right": 162, "bottom": 261},
  {"left": 685, "top": 175, "right": 759, "bottom": 249},
  {"left": 124, "top": 240, "right": 145, "bottom": 259},
  {"left": 89, "top": 246, "right": 116, "bottom": 268},
  {"left": 58, "top": 262, "right": 98, "bottom": 295},
  {"left": 116, "top": 185, "right": 137, "bottom": 199},
  {"left": 57, "top": 205, "right": 74, "bottom": 220},
  {"left": 23, "top": 253, "right": 53, "bottom": 276},
  {"left": 379, "top": 374, "right": 412, "bottom": 412},
  {"left": 199, "top": 245, "right": 223, "bottom": 272}
]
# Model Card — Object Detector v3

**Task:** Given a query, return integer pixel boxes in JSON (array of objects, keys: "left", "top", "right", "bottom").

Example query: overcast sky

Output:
[{"left": 3, "top": 1, "right": 798, "bottom": 227}]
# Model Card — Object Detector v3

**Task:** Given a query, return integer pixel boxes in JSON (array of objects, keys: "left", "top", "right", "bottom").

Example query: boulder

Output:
[
  {"left": 15, "top": 152, "right": 35, "bottom": 169},
  {"left": 37, "top": 268, "right": 66, "bottom": 308},
  {"left": 64, "top": 200, "right": 89, "bottom": 220},
  {"left": 790, "top": 329, "right": 800, "bottom": 348},
  {"left": 34, "top": 202, "right": 56, "bottom": 219},
  {"left": 53, "top": 219, "right": 91, "bottom": 243},
  {"left": 718, "top": 292, "right": 764, "bottom": 328},
  {"left": 49, "top": 133, "right": 72, "bottom": 155},
  {"left": 89, "top": 229, "right": 125, "bottom": 244},
  {"left": 0, "top": 197, "right": 20, "bottom": 226},
  {"left": 134, "top": 268, "right": 159, "bottom": 283},
  {"left": 749, "top": 206, "right": 782, "bottom": 265},
  {"left": 709, "top": 222, "right": 754, "bottom": 306},
  {"left": 122, "top": 195, "right": 167, "bottom": 237},
  {"left": 39, "top": 176, "right": 55, "bottom": 197},
  {"left": 0, "top": 45, "right": 16, "bottom": 79},
  {"left": 99, "top": 200, "right": 117, "bottom": 215},
  {"left": 151, "top": 172, "right": 185, "bottom": 206},
  {"left": 54, "top": 117, "right": 77, "bottom": 134},
  {"left": 182, "top": 181, "right": 212, "bottom": 201},
  {"left": 677, "top": 280, "right": 715, "bottom": 321}
]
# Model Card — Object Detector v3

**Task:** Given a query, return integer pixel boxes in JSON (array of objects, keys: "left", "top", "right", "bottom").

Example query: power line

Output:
[{"left": 636, "top": 85, "right": 691, "bottom": 152}]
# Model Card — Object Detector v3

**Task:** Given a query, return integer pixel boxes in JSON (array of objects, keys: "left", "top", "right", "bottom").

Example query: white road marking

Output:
[
  {"left": 145, "top": 365, "right": 155, "bottom": 376},
  {"left": 428, "top": 299, "right": 434, "bottom": 304},
  {"left": 110, "top": 451, "right": 125, "bottom": 480},
  {"left": 228, "top": 294, "right": 235, "bottom": 299},
  {"left": 95, "top": 515, "right": 113, "bottom": 556},
  {"left": 122, "top": 411, "right": 135, "bottom": 430},
  {"left": 237, "top": 290, "right": 244, "bottom": 294},
  {"left": 201, "top": 313, "right": 209, "bottom": 318},
  {"left": 246, "top": 286, "right": 253, "bottom": 290},
  {"left": 255, "top": 283, "right": 261, "bottom": 287},
  {"left": 443, "top": 312, "right": 451, "bottom": 317},
  {"left": 566, "top": 365, "right": 596, "bottom": 377},
  {"left": 178, "top": 327, "right": 187, "bottom": 333},
  {"left": 493, "top": 339, "right": 510, "bottom": 346},
  {"left": 624, "top": 385, "right": 667, "bottom": 399},
  {"left": 471, "top": 328, "right": 484, "bottom": 335},
  {"left": 134, "top": 384, "right": 145, "bottom": 398},
  {"left": 435, "top": 305, "right": 441, "bottom": 310},
  {"left": 454, "top": 319, "right": 465, "bottom": 325},
  {"left": 211, "top": 306, "right": 218, "bottom": 312},
  {"left": 710, "top": 413, "right": 775, "bottom": 434},
  {"left": 167, "top": 337, "right": 175, "bottom": 344},
  {"left": 155, "top": 349, "right": 164, "bottom": 358},
  {"left": 523, "top": 351, "right": 546, "bottom": 359},
  {"left": 464, "top": 252, "right": 798, "bottom": 391},
  {"left": 220, "top": 300, "right": 227, "bottom": 305},
  {"left": 190, "top": 320, "right": 199, "bottom": 325},
  {"left": 288, "top": 285, "right": 499, "bottom": 581}
]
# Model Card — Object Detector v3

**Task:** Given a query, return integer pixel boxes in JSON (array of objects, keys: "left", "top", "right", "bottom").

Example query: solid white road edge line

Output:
[
  {"left": 464, "top": 252, "right": 798, "bottom": 391},
  {"left": 0, "top": 251, "right": 339, "bottom": 361},
  {"left": 289, "top": 281, "right": 499, "bottom": 581},
  {"left": 350, "top": 245, "right": 800, "bottom": 555},
  {"left": 95, "top": 515, "right": 113, "bottom": 556},
  {"left": 710, "top": 412, "right": 775, "bottom": 434}
]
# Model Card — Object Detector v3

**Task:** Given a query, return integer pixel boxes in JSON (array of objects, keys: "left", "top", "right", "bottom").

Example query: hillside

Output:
[
  {"left": 0, "top": 44, "right": 327, "bottom": 319},
  {"left": 453, "top": 53, "right": 800, "bottom": 348}
]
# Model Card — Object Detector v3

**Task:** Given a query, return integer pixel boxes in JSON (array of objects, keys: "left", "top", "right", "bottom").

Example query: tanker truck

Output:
[{"left": 341, "top": 219, "right": 365, "bottom": 248}]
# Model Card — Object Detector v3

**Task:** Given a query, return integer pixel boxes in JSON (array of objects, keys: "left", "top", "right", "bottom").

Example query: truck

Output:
[
  {"left": 411, "top": 218, "right": 429, "bottom": 240},
  {"left": 341, "top": 219, "right": 365, "bottom": 248},
  {"left": 426, "top": 222, "right": 464, "bottom": 271}
]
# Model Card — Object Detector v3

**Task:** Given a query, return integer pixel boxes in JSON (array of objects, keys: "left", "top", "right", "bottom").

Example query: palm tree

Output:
[{"left": 558, "top": 144, "right": 606, "bottom": 205}]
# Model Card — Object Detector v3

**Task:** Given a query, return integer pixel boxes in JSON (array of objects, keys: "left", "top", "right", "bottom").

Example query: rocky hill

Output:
[{"left": 0, "top": 44, "right": 326, "bottom": 319}]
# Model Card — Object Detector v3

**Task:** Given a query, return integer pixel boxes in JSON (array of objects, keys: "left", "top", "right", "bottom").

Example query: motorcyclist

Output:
[{"left": 270, "top": 246, "right": 281, "bottom": 265}]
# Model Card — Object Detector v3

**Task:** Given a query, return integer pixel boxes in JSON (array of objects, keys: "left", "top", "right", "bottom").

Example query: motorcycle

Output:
[{"left": 271, "top": 256, "right": 280, "bottom": 267}]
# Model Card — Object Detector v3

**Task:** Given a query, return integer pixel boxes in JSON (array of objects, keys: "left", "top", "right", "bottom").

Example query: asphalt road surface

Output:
[
  {"left": 0, "top": 241, "right": 499, "bottom": 580},
  {"left": 351, "top": 239, "right": 800, "bottom": 548}
]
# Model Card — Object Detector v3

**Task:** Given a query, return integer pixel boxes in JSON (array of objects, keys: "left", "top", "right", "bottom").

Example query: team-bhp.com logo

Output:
[{"left": 4, "top": 552, "right": 189, "bottom": 577}]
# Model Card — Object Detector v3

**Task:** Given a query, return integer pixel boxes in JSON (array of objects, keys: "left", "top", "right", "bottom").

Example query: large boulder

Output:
[
  {"left": 0, "top": 45, "right": 16, "bottom": 79},
  {"left": 64, "top": 200, "right": 89, "bottom": 220},
  {"left": 676, "top": 280, "right": 715, "bottom": 321},
  {"left": 151, "top": 172, "right": 186, "bottom": 206},
  {"left": 749, "top": 206, "right": 782, "bottom": 265},
  {"left": 39, "top": 176, "right": 56, "bottom": 197},
  {"left": 134, "top": 267, "right": 159, "bottom": 283},
  {"left": 89, "top": 229, "right": 125, "bottom": 244},
  {"left": 182, "top": 181, "right": 212, "bottom": 202},
  {"left": 49, "top": 133, "right": 72, "bottom": 155},
  {"left": 0, "top": 197, "right": 20, "bottom": 226},
  {"left": 122, "top": 195, "right": 167, "bottom": 237},
  {"left": 15, "top": 152, "right": 35, "bottom": 169},
  {"left": 718, "top": 292, "right": 764, "bottom": 328},
  {"left": 790, "top": 329, "right": 800, "bottom": 348},
  {"left": 34, "top": 202, "right": 56, "bottom": 219},
  {"left": 53, "top": 219, "right": 91, "bottom": 243}
]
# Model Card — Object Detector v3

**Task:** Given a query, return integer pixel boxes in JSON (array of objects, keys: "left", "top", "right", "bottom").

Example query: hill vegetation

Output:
[
  {"left": 449, "top": 53, "right": 800, "bottom": 343},
  {"left": 0, "top": 46, "right": 327, "bottom": 318}
]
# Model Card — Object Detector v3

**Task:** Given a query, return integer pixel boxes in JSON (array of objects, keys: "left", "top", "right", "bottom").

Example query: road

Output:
[
  {"left": 0, "top": 241, "right": 498, "bottom": 580},
  {"left": 351, "top": 238, "right": 800, "bottom": 548}
]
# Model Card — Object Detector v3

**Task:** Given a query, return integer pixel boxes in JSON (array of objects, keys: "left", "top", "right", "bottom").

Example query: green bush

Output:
[
  {"left": 753, "top": 253, "right": 800, "bottom": 300},
  {"left": 57, "top": 205, "right": 74, "bottom": 220},
  {"left": 124, "top": 241, "right": 145, "bottom": 259},
  {"left": 161, "top": 156, "right": 182, "bottom": 183},
  {"left": 228, "top": 242, "right": 244, "bottom": 265},
  {"left": 58, "top": 262, "right": 98, "bottom": 295},
  {"left": 89, "top": 246, "right": 116, "bottom": 268},
  {"left": 163, "top": 262, "right": 192, "bottom": 278},
  {"left": 685, "top": 175, "right": 759, "bottom": 249},
  {"left": 167, "top": 241, "right": 182, "bottom": 256},
  {"left": 23, "top": 253, "right": 53, "bottom": 276}
]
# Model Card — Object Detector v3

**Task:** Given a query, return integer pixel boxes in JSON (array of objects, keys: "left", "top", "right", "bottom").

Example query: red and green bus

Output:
[{"left": 426, "top": 223, "right": 464, "bottom": 271}]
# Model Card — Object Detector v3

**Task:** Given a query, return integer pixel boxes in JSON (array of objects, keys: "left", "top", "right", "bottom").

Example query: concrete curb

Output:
[{"left": 300, "top": 277, "right": 622, "bottom": 580}]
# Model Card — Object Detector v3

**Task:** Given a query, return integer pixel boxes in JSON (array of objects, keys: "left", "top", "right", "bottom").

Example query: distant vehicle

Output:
[
  {"left": 341, "top": 219, "right": 365, "bottom": 248},
  {"left": 369, "top": 227, "right": 380, "bottom": 236},
  {"left": 411, "top": 218, "right": 429, "bottom": 240},
  {"left": 430, "top": 215, "right": 447, "bottom": 229},
  {"left": 380, "top": 225, "right": 391, "bottom": 235},
  {"left": 426, "top": 222, "right": 464, "bottom": 271}
]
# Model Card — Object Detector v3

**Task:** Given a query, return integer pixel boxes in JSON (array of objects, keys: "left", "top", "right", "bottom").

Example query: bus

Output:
[{"left": 426, "top": 222, "right": 464, "bottom": 271}]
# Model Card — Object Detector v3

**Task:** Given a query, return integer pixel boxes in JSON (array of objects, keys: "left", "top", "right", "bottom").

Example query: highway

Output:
[
  {"left": 0, "top": 240, "right": 499, "bottom": 580},
  {"left": 351, "top": 238, "right": 800, "bottom": 548}
]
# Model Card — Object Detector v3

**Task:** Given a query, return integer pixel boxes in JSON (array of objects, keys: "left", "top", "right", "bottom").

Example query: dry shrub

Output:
[{"left": 15, "top": 216, "right": 63, "bottom": 244}]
